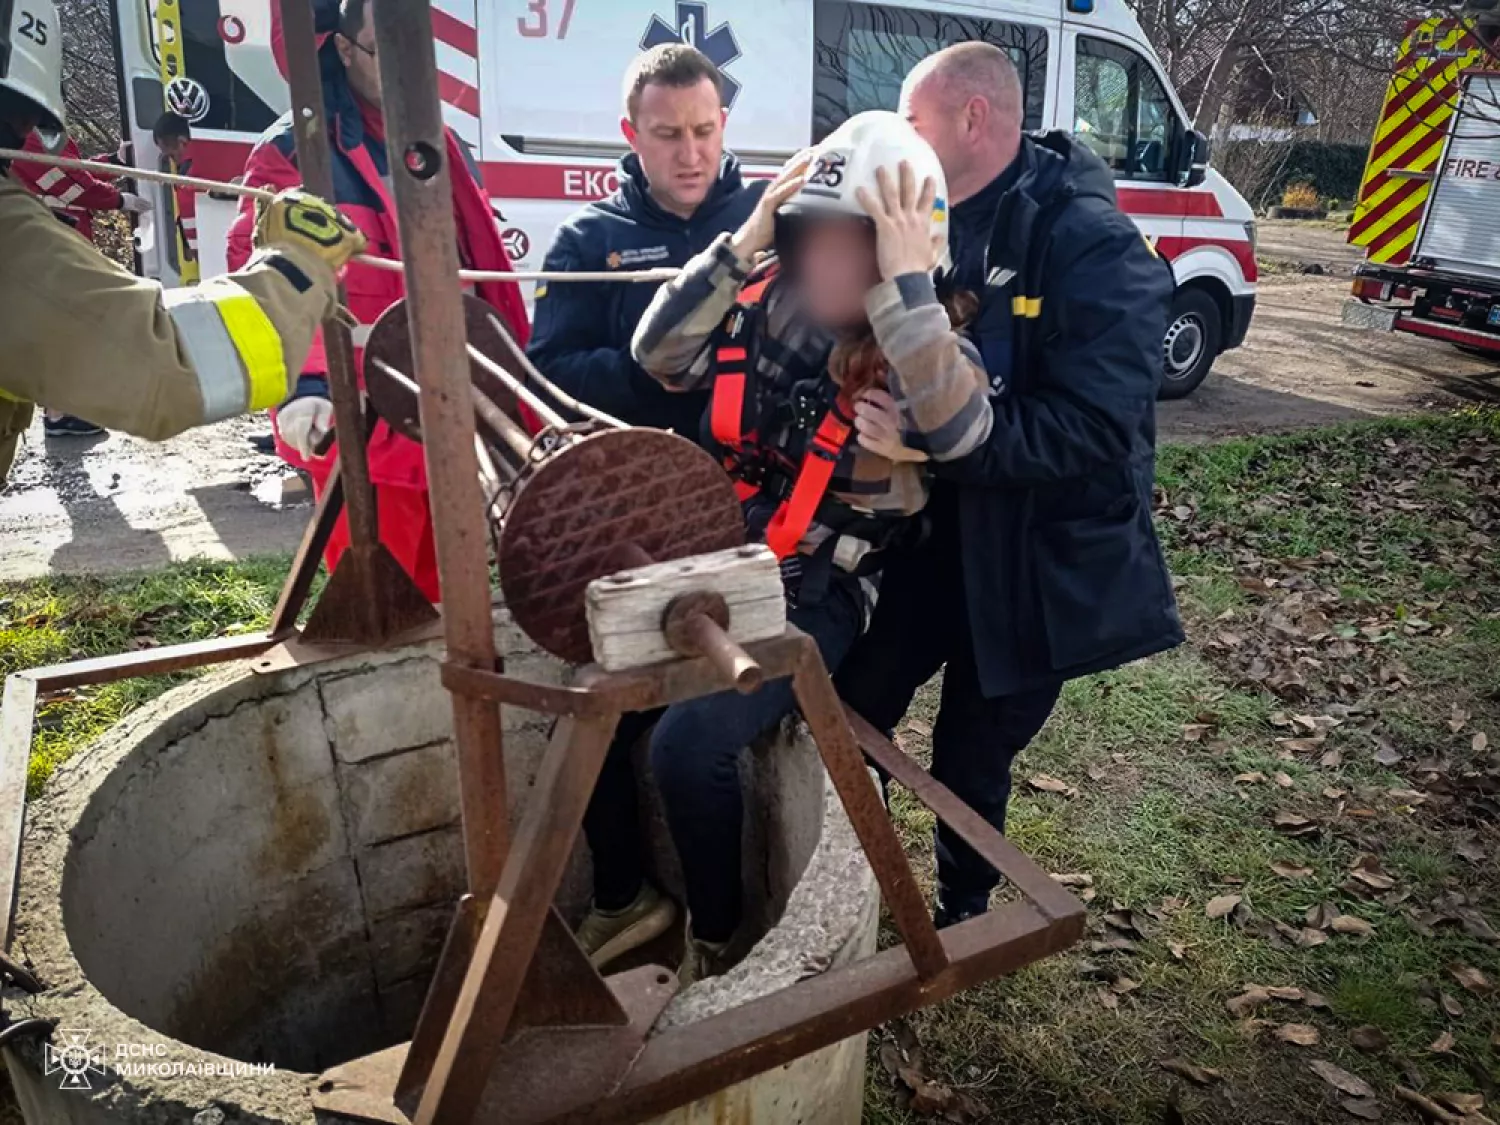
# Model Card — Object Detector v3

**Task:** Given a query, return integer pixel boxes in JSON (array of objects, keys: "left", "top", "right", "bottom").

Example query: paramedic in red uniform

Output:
[
  {"left": 153, "top": 112, "right": 198, "bottom": 267},
  {"left": 14, "top": 130, "right": 150, "bottom": 437},
  {"left": 229, "top": 0, "right": 529, "bottom": 603},
  {"left": 526, "top": 44, "right": 763, "bottom": 436}
]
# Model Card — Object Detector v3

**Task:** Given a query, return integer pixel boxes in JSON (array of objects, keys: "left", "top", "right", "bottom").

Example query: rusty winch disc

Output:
[
  {"left": 498, "top": 428, "right": 745, "bottom": 664},
  {"left": 363, "top": 294, "right": 524, "bottom": 441}
]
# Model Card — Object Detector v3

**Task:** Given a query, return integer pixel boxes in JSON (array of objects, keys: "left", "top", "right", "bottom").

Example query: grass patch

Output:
[{"left": 1, "top": 558, "right": 296, "bottom": 794}]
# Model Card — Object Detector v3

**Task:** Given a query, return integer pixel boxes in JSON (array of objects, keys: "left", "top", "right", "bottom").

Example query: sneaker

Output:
[
  {"left": 678, "top": 936, "right": 734, "bottom": 987},
  {"left": 575, "top": 884, "right": 677, "bottom": 971},
  {"left": 43, "top": 414, "right": 105, "bottom": 438}
]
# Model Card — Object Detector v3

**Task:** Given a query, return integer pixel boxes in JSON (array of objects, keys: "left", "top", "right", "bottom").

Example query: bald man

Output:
[{"left": 835, "top": 43, "right": 1182, "bottom": 927}]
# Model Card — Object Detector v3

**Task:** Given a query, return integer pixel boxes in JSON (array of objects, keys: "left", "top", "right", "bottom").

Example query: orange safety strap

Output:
[
  {"left": 763, "top": 395, "right": 855, "bottom": 561},
  {"left": 709, "top": 269, "right": 778, "bottom": 451}
]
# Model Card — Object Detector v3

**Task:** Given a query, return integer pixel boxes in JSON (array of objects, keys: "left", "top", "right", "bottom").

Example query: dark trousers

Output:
[
  {"left": 582, "top": 577, "right": 865, "bottom": 944},
  {"left": 835, "top": 534, "right": 1060, "bottom": 917}
]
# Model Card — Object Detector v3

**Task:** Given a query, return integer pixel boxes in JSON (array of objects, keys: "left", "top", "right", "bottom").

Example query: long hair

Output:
[{"left": 828, "top": 286, "right": 980, "bottom": 400}]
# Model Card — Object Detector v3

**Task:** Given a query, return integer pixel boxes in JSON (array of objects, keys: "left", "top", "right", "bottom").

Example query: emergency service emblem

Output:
[{"left": 640, "top": 2, "right": 743, "bottom": 108}]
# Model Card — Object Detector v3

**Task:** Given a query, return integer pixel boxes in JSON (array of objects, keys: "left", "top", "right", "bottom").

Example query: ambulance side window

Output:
[
  {"left": 1074, "top": 37, "right": 1174, "bottom": 182},
  {"left": 812, "top": 2, "right": 1048, "bottom": 141}
]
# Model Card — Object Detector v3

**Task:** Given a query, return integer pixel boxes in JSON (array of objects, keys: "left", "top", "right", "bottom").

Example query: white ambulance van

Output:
[{"left": 112, "top": 0, "right": 1258, "bottom": 397}]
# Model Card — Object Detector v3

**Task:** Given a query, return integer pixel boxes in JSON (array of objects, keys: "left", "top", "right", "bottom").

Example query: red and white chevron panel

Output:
[{"left": 432, "top": 0, "right": 482, "bottom": 150}]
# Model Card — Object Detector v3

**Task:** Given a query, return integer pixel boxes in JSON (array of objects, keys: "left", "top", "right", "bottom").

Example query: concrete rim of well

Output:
[{"left": 7, "top": 647, "right": 878, "bottom": 1121}]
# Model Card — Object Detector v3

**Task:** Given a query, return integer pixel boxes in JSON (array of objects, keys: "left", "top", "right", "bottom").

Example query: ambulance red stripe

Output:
[{"left": 432, "top": 8, "right": 480, "bottom": 56}]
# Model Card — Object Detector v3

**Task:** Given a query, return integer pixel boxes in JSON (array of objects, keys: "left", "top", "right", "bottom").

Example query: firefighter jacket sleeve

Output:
[
  {"left": 0, "top": 178, "right": 337, "bottom": 441},
  {"left": 865, "top": 272, "right": 992, "bottom": 462},
  {"left": 934, "top": 212, "right": 1173, "bottom": 488},
  {"left": 525, "top": 227, "right": 662, "bottom": 421},
  {"left": 630, "top": 234, "right": 751, "bottom": 391}
]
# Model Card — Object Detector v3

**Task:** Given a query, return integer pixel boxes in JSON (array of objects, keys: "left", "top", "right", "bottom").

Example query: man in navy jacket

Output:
[
  {"left": 527, "top": 44, "right": 764, "bottom": 436},
  {"left": 837, "top": 43, "right": 1183, "bottom": 926}
]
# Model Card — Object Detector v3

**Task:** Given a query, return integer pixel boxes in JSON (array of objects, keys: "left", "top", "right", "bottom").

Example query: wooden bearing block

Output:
[{"left": 585, "top": 545, "right": 786, "bottom": 671}]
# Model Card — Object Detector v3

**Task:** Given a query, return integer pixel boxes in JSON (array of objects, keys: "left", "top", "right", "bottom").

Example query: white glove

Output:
[
  {"left": 119, "top": 192, "right": 151, "bottom": 215},
  {"left": 276, "top": 397, "right": 335, "bottom": 460}
]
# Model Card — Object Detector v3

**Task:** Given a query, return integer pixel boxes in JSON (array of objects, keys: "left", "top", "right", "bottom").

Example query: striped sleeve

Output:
[
  {"left": 866, "top": 272, "right": 993, "bottom": 462},
  {"left": 631, "top": 233, "right": 752, "bottom": 392}
]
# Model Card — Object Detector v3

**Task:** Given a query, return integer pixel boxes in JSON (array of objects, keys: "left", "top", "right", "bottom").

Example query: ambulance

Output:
[
  {"left": 1342, "top": 15, "right": 1500, "bottom": 357},
  {"left": 111, "top": 0, "right": 1258, "bottom": 398}
]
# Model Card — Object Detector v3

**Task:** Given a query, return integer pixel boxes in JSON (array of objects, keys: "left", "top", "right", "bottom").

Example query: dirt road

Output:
[{"left": 3, "top": 223, "right": 1497, "bottom": 582}]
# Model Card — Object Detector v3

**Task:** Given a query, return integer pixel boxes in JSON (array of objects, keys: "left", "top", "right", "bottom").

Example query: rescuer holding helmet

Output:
[
  {"left": 837, "top": 43, "right": 1182, "bottom": 928},
  {"left": 574, "top": 111, "right": 992, "bottom": 982},
  {"left": 0, "top": 0, "right": 368, "bottom": 485}
]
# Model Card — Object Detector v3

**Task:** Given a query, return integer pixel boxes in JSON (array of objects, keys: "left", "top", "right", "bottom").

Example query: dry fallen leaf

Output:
[
  {"left": 1027, "top": 774, "right": 1077, "bottom": 798},
  {"left": 1350, "top": 1025, "right": 1390, "bottom": 1053},
  {"left": 1339, "top": 1097, "right": 1383, "bottom": 1120},
  {"left": 1274, "top": 811, "right": 1320, "bottom": 837},
  {"left": 1307, "top": 902, "right": 1341, "bottom": 930},
  {"left": 1168, "top": 940, "right": 1188, "bottom": 961},
  {"left": 1276, "top": 1023, "right": 1322, "bottom": 1047},
  {"left": 1440, "top": 992, "right": 1465, "bottom": 1019},
  {"left": 1275, "top": 771, "right": 1296, "bottom": 788},
  {"left": 1430, "top": 1030, "right": 1456, "bottom": 1053},
  {"left": 1272, "top": 860, "right": 1316, "bottom": 880},
  {"left": 905, "top": 718, "right": 933, "bottom": 737},
  {"left": 1235, "top": 771, "right": 1267, "bottom": 784},
  {"left": 1310, "top": 1060, "right": 1377, "bottom": 1098},
  {"left": 1433, "top": 1092, "right": 1486, "bottom": 1115},
  {"left": 1332, "top": 915, "right": 1377, "bottom": 937},
  {"left": 1450, "top": 964, "right": 1494, "bottom": 996},
  {"left": 1160, "top": 1058, "right": 1222, "bottom": 1086},
  {"left": 1051, "top": 872, "right": 1094, "bottom": 888},
  {"left": 1475, "top": 731, "right": 1490, "bottom": 754},
  {"left": 1207, "top": 894, "right": 1243, "bottom": 920},
  {"left": 1097, "top": 987, "right": 1119, "bottom": 1010},
  {"left": 1298, "top": 927, "right": 1330, "bottom": 948},
  {"left": 1226, "top": 986, "right": 1272, "bottom": 1018}
]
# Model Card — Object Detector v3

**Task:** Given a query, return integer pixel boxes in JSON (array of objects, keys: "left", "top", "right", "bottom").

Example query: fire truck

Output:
[
  {"left": 110, "top": 0, "right": 1258, "bottom": 398},
  {"left": 1343, "top": 13, "right": 1500, "bottom": 356}
]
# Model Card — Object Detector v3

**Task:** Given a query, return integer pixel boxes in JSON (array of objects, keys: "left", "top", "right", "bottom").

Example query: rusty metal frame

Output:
[{"left": 310, "top": 630, "right": 1084, "bottom": 1125}]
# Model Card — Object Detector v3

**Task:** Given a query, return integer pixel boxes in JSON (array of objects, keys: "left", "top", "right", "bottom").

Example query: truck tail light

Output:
[{"left": 1351, "top": 278, "right": 1392, "bottom": 301}]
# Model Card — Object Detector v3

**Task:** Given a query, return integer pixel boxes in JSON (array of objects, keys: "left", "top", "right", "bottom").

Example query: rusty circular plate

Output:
[
  {"left": 362, "top": 294, "right": 524, "bottom": 442},
  {"left": 498, "top": 428, "right": 745, "bottom": 664}
]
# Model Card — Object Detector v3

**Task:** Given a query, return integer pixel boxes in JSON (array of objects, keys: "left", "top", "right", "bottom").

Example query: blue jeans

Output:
[{"left": 582, "top": 576, "right": 865, "bottom": 943}]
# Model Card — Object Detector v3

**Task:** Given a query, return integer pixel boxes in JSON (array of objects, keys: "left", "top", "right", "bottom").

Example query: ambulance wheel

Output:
[{"left": 1159, "top": 288, "right": 1221, "bottom": 399}]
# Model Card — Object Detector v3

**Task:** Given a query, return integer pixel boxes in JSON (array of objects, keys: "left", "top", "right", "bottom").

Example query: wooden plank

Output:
[
  {"left": 0, "top": 676, "right": 37, "bottom": 948},
  {"left": 586, "top": 546, "right": 784, "bottom": 671}
]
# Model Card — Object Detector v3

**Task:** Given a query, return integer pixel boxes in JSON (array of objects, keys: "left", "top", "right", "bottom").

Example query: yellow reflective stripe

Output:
[
  {"left": 1011, "top": 296, "right": 1043, "bottom": 319},
  {"left": 212, "top": 289, "right": 288, "bottom": 411},
  {"left": 0, "top": 386, "right": 28, "bottom": 404}
]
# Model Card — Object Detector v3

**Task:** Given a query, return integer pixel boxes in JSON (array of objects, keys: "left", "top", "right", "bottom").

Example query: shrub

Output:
[{"left": 1281, "top": 181, "right": 1321, "bottom": 210}]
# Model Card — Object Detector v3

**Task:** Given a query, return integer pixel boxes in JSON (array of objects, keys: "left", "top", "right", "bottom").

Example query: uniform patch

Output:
[
  {"left": 808, "top": 151, "right": 848, "bottom": 189},
  {"left": 609, "top": 245, "right": 671, "bottom": 268}
]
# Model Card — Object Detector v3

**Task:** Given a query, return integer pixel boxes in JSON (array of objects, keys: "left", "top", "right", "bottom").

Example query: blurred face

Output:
[
  {"left": 156, "top": 134, "right": 189, "bottom": 162},
  {"left": 792, "top": 218, "right": 880, "bottom": 330},
  {"left": 337, "top": 16, "right": 382, "bottom": 107},
  {"left": 622, "top": 77, "right": 725, "bottom": 218}
]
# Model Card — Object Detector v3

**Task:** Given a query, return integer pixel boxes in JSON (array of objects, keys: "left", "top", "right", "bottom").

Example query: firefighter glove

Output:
[
  {"left": 277, "top": 396, "right": 336, "bottom": 461},
  {"left": 254, "top": 190, "right": 366, "bottom": 272}
]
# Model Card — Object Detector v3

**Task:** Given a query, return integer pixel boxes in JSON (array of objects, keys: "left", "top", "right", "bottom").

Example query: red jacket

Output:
[
  {"left": 13, "top": 134, "right": 123, "bottom": 244},
  {"left": 227, "top": 83, "right": 530, "bottom": 490}
]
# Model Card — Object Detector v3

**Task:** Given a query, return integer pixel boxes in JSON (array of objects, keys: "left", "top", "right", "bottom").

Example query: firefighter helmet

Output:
[
  {"left": 781, "top": 110, "right": 950, "bottom": 254},
  {"left": 0, "top": 0, "right": 65, "bottom": 145}
]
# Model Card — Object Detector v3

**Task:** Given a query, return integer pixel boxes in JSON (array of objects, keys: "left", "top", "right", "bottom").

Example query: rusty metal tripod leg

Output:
[{"left": 274, "top": 0, "right": 437, "bottom": 649}]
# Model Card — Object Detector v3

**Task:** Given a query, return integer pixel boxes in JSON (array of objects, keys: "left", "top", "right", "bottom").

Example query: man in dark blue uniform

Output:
[
  {"left": 837, "top": 43, "right": 1183, "bottom": 927},
  {"left": 526, "top": 44, "right": 764, "bottom": 435}
]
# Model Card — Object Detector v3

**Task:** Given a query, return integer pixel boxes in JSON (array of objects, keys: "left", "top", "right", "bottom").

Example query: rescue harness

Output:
[{"left": 708, "top": 261, "right": 903, "bottom": 583}]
